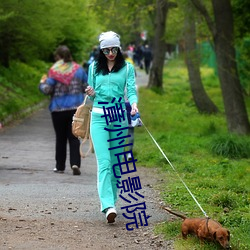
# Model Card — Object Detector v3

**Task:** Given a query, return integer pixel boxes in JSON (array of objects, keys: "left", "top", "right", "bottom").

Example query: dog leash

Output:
[{"left": 139, "top": 118, "right": 209, "bottom": 218}]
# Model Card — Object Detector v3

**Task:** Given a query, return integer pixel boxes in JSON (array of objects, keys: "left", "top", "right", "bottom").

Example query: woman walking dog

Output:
[{"left": 85, "top": 31, "right": 138, "bottom": 223}]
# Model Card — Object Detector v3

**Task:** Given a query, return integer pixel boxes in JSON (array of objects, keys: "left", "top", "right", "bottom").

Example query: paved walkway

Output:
[
  {"left": 0, "top": 70, "right": 172, "bottom": 249},
  {"left": 135, "top": 68, "right": 149, "bottom": 88}
]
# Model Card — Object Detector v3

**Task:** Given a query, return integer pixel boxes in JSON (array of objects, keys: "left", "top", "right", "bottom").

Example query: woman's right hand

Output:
[
  {"left": 131, "top": 103, "right": 138, "bottom": 116},
  {"left": 85, "top": 86, "right": 95, "bottom": 97}
]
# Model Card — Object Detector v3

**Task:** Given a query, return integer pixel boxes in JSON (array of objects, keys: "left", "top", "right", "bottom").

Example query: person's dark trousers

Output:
[
  {"left": 51, "top": 110, "right": 81, "bottom": 171},
  {"left": 144, "top": 60, "right": 150, "bottom": 74}
]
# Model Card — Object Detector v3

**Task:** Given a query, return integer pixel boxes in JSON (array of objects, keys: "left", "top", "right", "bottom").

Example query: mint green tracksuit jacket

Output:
[{"left": 88, "top": 62, "right": 138, "bottom": 212}]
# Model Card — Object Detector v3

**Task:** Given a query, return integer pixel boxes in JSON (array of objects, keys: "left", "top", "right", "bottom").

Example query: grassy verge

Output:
[
  {"left": 0, "top": 60, "right": 50, "bottom": 125},
  {"left": 135, "top": 59, "right": 250, "bottom": 250}
]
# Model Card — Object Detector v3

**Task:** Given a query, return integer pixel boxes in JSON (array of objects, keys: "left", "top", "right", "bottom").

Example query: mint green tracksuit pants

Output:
[{"left": 90, "top": 111, "right": 128, "bottom": 212}]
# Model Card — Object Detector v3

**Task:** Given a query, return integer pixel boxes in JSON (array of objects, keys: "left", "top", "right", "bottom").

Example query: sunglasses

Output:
[{"left": 102, "top": 47, "right": 119, "bottom": 55}]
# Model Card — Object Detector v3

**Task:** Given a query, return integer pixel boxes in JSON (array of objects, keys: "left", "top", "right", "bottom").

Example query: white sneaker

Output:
[
  {"left": 72, "top": 165, "right": 81, "bottom": 175},
  {"left": 105, "top": 207, "right": 117, "bottom": 223},
  {"left": 53, "top": 168, "right": 64, "bottom": 173}
]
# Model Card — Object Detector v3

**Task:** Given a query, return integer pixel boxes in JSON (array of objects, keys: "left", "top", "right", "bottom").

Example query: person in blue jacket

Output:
[
  {"left": 85, "top": 31, "right": 138, "bottom": 223},
  {"left": 39, "top": 45, "right": 88, "bottom": 175}
]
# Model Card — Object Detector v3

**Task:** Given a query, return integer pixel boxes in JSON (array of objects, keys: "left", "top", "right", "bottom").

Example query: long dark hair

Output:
[{"left": 95, "top": 48, "right": 126, "bottom": 75}]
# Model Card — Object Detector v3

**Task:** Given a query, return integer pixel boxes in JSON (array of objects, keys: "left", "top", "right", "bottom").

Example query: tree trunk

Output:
[
  {"left": 184, "top": 4, "right": 218, "bottom": 114},
  {"left": 191, "top": 0, "right": 250, "bottom": 134},
  {"left": 212, "top": 0, "right": 250, "bottom": 134},
  {"left": 147, "top": 0, "right": 169, "bottom": 89}
]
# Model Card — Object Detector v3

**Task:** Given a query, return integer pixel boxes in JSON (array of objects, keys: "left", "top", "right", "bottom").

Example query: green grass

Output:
[
  {"left": 0, "top": 60, "right": 50, "bottom": 123},
  {"left": 134, "top": 58, "right": 250, "bottom": 250}
]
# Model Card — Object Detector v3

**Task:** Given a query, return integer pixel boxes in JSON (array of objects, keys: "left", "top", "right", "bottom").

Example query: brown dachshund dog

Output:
[{"left": 162, "top": 207, "right": 231, "bottom": 249}]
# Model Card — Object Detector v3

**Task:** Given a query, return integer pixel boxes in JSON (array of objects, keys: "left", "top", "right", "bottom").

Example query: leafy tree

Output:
[
  {"left": 0, "top": 0, "right": 99, "bottom": 67},
  {"left": 190, "top": 0, "right": 250, "bottom": 134},
  {"left": 91, "top": 0, "right": 155, "bottom": 47},
  {"left": 183, "top": 1, "right": 218, "bottom": 114},
  {"left": 0, "top": 0, "right": 58, "bottom": 66},
  {"left": 232, "top": 0, "right": 250, "bottom": 95},
  {"left": 232, "top": 0, "right": 250, "bottom": 40},
  {"left": 53, "top": 1, "right": 99, "bottom": 62},
  {"left": 148, "top": 0, "right": 177, "bottom": 89},
  {"left": 164, "top": 1, "right": 184, "bottom": 44}
]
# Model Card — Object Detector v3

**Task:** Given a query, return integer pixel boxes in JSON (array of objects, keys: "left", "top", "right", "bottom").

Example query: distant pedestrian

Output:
[
  {"left": 134, "top": 45, "right": 144, "bottom": 69},
  {"left": 86, "top": 46, "right": 99, "bottom": 71},
  {"left": 143, "top": 44, "right": 152, "bottom": 74},
  {"left": 39, "top": 45, "right": 88, "bottom": 175}
]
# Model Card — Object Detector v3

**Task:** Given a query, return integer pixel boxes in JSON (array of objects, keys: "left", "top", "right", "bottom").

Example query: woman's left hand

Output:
[
  {"left": 131, "top": 103, "right": 138, "bottom": 116},
  {"left": 85, "top": 86, "right": 96, "bottom": 97}
]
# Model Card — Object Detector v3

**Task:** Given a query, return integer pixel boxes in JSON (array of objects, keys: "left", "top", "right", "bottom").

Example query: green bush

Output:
[
  {"left": 210, "top": 191, "right": 237, "bottom": 209},
  {"left": 0, "top": 60, "right": 49, "bottom": 123},
  {"left": 210, "top": 135, "right": 250, "bottom": 159}
]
